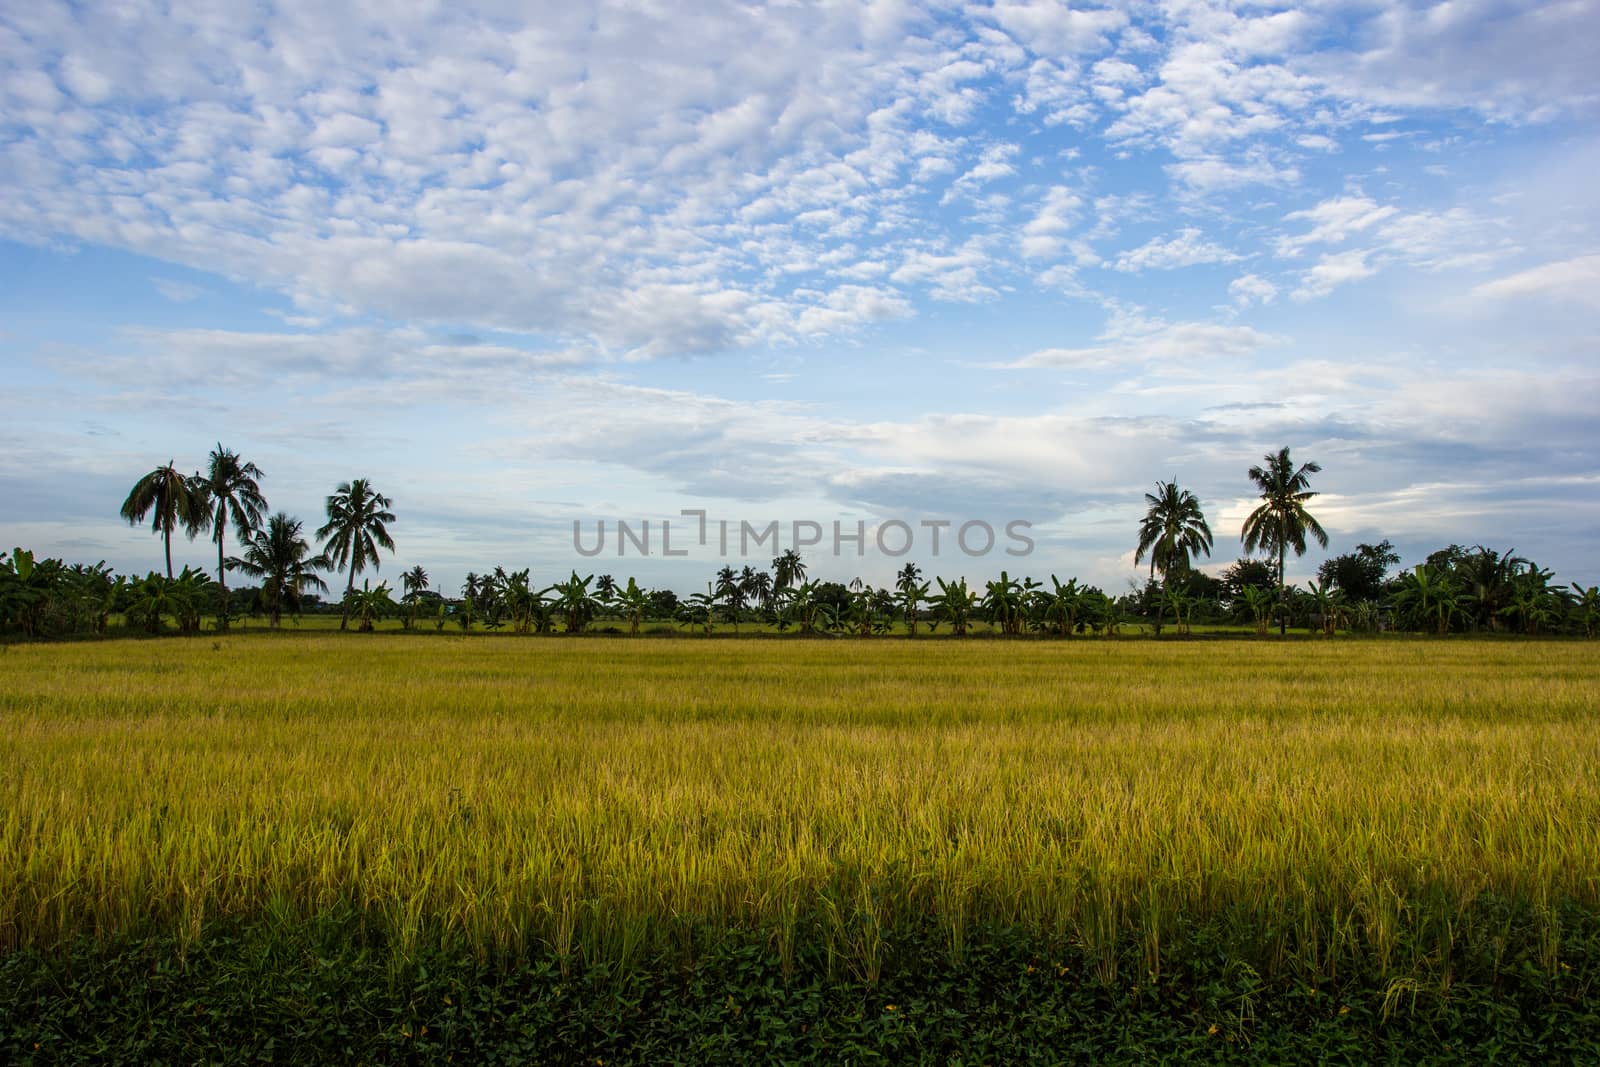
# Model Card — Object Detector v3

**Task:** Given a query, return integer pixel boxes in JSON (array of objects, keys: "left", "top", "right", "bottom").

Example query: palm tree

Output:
[
  {"left": 120, "top": 461, "right": 208, "bottom": 579},
  {"left": 317, "top": 478, "right": 396, "bottom": 631},
  {"left": 226, "top": 513, "right": 329, "bottom": 627},
  {"left": 1241, "top": 447, "right": 1328, "bottom": 633},
  {"left": 1134, "top": 480, "right": 1214, "bottom": 583},
  {"left": 402, "top": 565, "right": 430, "bottom": 630},
  {"left": 714, "top": 566, "right": 745, "bottom": 631},
  {"left": 743, "top": 568, "right": 773, "bottom": 613},
  {"left": 595, "top": 574, "right": 618, "bottom": 617},
  {"left": 772, "top": 549, "right": 806, "bottom": 591},
  {"left": 195, "top": 444, "right": 268, "bottom": 631}
]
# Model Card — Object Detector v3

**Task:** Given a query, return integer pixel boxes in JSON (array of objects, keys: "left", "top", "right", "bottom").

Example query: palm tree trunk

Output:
[
  {"left": 216, "top": 503, "right": 229, "bottom": 633},
  {"left": 341, "top": 567, "right": 356, "bottom": 630},
  {"left": 164, "top": 528, "right": 174, "bottom": 581},
  {"left": 1278, "top": 535, "right": 1287, "bottom": 636}
]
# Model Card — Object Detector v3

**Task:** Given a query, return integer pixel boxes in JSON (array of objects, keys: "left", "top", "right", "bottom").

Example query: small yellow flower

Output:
[
  {"left": 1338, "top": 1005, "right": 1350, "bottom": 1016},
  {"left": 1026, "top": 964, "right": 1035, "bottom": 973},
  {"left": 885, "top": 1004, "right": 898, "bottom": 1012},
  {"left": 1207, "top": 1024, "right": 1219, "bottom": 1036}
]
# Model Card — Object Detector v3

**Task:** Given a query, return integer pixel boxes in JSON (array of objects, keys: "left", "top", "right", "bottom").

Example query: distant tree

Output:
[
  {"left": 1241, "top": 447, "right": 1327, "bottom": 633},
  {"left": 194, "top": 444, "right": 268, "bottom": 632},
  {"left": 119, "top": 461, "right": 210, "bottom": 580},
  {"left": 1221, "top": 558, "right": 1275, "bottom": 599},
  {"left": 646, "top": 588, "right": 679, "bottom": 620},
  {"left": 317, "top": 479, "right": 396, "bottom": 631},
  {"left": 1317, "top": 539, "right": 1400, "bottom": 604},
  {"left": 1134, "top": 479, "right": 1214, "bottom": 583},
  {"left": 226, "top": 513, "right": 328, "bottom": 627}
]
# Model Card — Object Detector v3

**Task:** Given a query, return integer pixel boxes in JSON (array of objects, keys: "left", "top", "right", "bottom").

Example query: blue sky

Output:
[{"left": 2, "top": 0, "right": 1597, "bottom": 595}]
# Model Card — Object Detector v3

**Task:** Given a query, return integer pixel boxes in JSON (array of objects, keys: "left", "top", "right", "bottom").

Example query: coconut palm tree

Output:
[
  {"left": 1241, "top": 447, "right": 1327, "bottom": 633},
  {"left": 772, "top": 549, "right": 806, "bottom": 591},
  {"left": 316, "top": 478, "right": 396, "bottom": 631},
  {"left": 714, "top": 566, "right": 745, "bottom": 631},
  {"left": 1134, "top": 479, "right": 1214, "bottom": 583},
  {"left": 226, "top": 513, "right": 328, "bottom": 627},
  {"left": 120, "top": 461, "right": 209, "bottom": 579},
  {"left": 743, "top": 568, "right": 773, "bottom": 613},
  {"left": 194, "top": 444, "right": 268, "bottom": 631},
  {"left": 402, "top": 565, "right": 430, "bottom": 630}
]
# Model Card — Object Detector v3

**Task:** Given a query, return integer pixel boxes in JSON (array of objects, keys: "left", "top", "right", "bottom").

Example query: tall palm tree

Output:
[
  {"left": 317, "top": 478, "right": 396, "bottom": 630},
  {"left": 1240, "top": 447, "right": 1328, "bottom": 631},
  {"left": 197, "top": 444, "right": 268, "bottom": 631},
  {"left": 1134, "top": 479, "right": 1214, "bottom": 583},
  {"left": 226, "top": 513, "right": 328, "bottom": 627},
  {"left": 119, "top": 461, "right": 208, "bottom": 578}
]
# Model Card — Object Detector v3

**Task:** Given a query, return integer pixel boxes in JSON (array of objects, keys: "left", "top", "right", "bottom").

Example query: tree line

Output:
[{"left": 0, "top": 445, "right": 1595, "bottom": 639}]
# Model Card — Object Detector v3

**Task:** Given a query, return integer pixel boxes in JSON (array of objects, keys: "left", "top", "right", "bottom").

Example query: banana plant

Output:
[
  {"left": 930, "top": 577, "right": 977, "bottom": 637},
  {"left": 980, "top": 570, "right": 1037, "bottom": 635},
  {"left": 345, "top": 579, "right": 395, "bottom": 632},
  {"left": 1569, "top": 583, "right": 1600, "bottom": 638},
  {"left": 1393, "top": 565, "right": 1461, "bottom": 635},
  {"left": 1302, "top": 578, "right": 1346, "bottom": 636},
  {"left": 1238, "top": 585, "right": 1275, "bottom": 635},
  {"left": 778, "top": 580, "right": 826, "bottom": 635},
  {"left": 679, "top": 583, "right": 717, "bottom": 635},
  {"left": 547, "top": 571, "right": 598, "bottom": 633},
  {"left": 615, "top": 577, "right": 651, "bottom": 635}
]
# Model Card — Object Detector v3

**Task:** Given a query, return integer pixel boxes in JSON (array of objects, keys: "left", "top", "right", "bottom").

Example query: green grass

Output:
[{"left": 2, "top": 635, "right": 1598, "bottom": 1059}]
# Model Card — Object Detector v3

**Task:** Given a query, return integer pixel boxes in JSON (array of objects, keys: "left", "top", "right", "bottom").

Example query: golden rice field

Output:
[{"left": 2, "top": 634, "right": 1598, "bottom": 982}]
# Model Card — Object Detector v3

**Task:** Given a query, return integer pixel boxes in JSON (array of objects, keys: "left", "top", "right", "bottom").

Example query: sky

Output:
[{"left": 2, "top": 0, "right": 1597, "bottom": 596}]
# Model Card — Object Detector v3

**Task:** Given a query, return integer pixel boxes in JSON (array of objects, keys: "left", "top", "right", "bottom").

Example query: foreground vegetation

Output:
[{"left": 3, "top": 636, "right": 1599, "bottom": 1059}]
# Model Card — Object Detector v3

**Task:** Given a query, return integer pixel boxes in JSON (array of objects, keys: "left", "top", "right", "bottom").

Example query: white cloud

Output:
[
  {"left": 1229, "top": 273, "right": 1278, "bottom": 307},
  {"left": 1472, "top": 255, "right": 1600, "bottom": 307},
  {"left": 1278, "top": 196, "right": 1399, "bottom": 255},
  {"left": 984, "top": 1, "right": 1128, "bottom": 56},
  {"left": 1008, "top": 319, "right": 1278, "bottom": 369},
  {"left": 1292, "top": 249, "right": 1376, "bottom": 301},
  {"left": 1112, "top": 227, "right": 1240, "bottom": 272}
]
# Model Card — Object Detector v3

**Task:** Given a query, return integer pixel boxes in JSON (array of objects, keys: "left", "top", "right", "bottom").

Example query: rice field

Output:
[{"left": 3, "top": 634, "right": 1598, "bottom": 987}]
